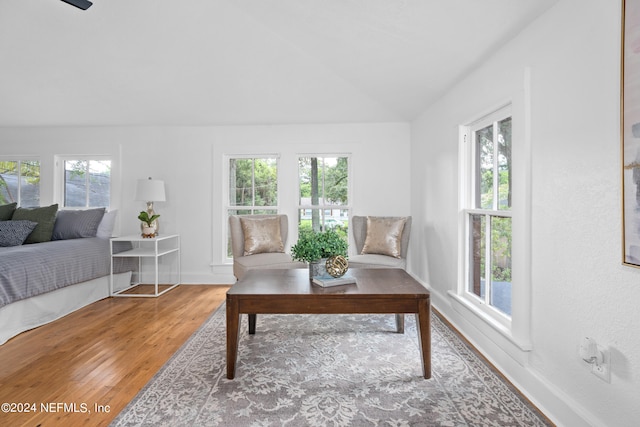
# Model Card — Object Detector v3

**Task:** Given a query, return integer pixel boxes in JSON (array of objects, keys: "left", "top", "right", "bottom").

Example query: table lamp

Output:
[{"left": 134, "top": 177, "right": 166, "bottom": 237}]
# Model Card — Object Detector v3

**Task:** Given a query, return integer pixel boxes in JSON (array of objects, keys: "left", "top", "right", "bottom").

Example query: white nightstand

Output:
[{"left": 110, "top": 234, "right": 181, "bottom": 297}]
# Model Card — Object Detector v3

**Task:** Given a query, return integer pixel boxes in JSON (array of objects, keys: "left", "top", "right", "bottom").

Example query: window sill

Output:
[{"left": 447, "top": 291, "right": 532, "bottom": 362}]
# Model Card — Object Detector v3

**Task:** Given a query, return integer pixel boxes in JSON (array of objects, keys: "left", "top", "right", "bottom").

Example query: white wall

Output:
[
  {"left": 410, "top": 0, "right": 640, "bottom": 426},
  {"left": 3, "top": 0, "right": 637, "bottom": 424},
  {"left": 0, "top": 122, "right": 411, "bottom": 284}
]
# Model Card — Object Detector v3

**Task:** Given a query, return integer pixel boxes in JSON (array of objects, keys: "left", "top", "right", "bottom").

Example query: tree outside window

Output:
[
  {"left": 0, "top": 160, "right": 40, "bottom": 207},
  {"left": 226, "top": 157, "right": 278, "bottom": 257},
  {"left": 298, "top": 156, "right": 350, "bottom": 242},
  {"left": 63, "top": 159, "right": 111, "bottom": 208},
  {"left": 467, "top": 113, "right": 512, "bottom": 317}
]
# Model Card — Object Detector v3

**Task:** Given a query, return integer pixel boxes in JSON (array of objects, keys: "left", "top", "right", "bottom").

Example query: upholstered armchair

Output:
[
  {"left": 348, "top": 216, "right": 412, "bottom": 270},
  {"left": 229, "top": 214, "right": 305, "bottom": 280}
]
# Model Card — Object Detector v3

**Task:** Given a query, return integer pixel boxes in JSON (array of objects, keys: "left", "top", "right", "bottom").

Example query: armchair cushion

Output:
[
  {"left": 348, "top": 254, "right": 407, "bottom": 269},
  {"left": 240, "top": 216, "right": 285, "bottom": 256},
  {"left": 233, "top": 252, "right": 304, "bottom": 280},
  {"left": 361, "top": 216, "right": 407, "bottom": 258}
]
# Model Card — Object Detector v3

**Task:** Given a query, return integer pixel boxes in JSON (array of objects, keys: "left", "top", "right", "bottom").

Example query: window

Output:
[
  {"left": 226, "top": 156, "right": 279, "bottom": 257},
  {"left": 297, "top": 156, "right": 350, "bottom": 241},
  {"left": 462, "top": 106, "right": 512, "bottom": 322},
  {"left": 0, "top": 159, "right": 40, "bottom": 207},
  {"left": 57, "top": 157, "right": 111, "bottom": 209}
]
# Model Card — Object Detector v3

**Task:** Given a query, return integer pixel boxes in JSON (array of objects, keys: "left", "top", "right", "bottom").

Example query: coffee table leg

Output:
[
  {"left": 395, "top": 314, "right": 404, "bottom": 333},
  {"left": 226, "top": 297, "right": 240, "bottom": 379},
  {"left": 415, "top": 299, "right": 431, "bottom": 379},
  {"left": 248, "top": 314, "right": 256, "bottom": 334}
]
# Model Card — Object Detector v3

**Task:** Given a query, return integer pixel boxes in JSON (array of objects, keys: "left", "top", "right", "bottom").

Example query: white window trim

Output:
[
  {"left": 0, "top": 156, "right": 41, "bottom": 207},
  {"left": 452, "top": 101, "right": 533, "bottom": 356},
  {"left": 464, "top": 105, "right": 512, "bottom": 329},
  {"left": 54, "top": 155, "right": 113, "bottom": 210},
  {"left": 222, "top": 154, "right": 280, "bottom": 263}
]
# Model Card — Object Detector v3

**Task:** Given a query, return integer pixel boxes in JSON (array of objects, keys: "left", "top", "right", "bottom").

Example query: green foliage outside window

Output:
[
  {"left": 0, "top": 160, "right": 40, "bottom": 205},
  {"left": 475, "top": 118, "right": 512, "bottom": 284},
  {"left": 229, "top": 158, "right": 277, "bottom": 207},
  {"left": 491, "top": 216, "right": 511, "bottom": 282}
]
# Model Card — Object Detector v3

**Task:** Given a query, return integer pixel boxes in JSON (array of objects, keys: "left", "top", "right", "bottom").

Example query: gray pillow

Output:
[
  {"left": 11, "top": 204, "right": 59, "bottom": 244},
  {"left": 0, "top": 220, "right": 38, "bottom": 247},
  {"left": 0, "top": 202, "right": 17, "bottom": 221},
  {"left": 52, "top": 208, "right": 106, "bottom": 240}
]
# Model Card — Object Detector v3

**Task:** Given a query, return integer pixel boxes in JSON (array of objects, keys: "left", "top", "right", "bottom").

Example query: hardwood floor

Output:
[{"left": 0, "top": 285, "right": 230, "bottom": 427}]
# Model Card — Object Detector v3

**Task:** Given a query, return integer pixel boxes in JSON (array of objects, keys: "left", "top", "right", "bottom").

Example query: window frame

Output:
[
  {"left": 0, "top": 157, "right": 41, "bottom": 207},
  {"left": 223, "top": 154, "right": 280, "bottom": 262},
  {"left": 459, "top": 105, "right": 513, "bottom": 329},
  {"left": 54, "top": 155, "right": 112, "bottom": 210}
]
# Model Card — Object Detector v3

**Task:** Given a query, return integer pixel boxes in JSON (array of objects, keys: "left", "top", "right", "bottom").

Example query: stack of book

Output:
[{"left": 311, "top": 271, "right": 357, "bottom": 287}]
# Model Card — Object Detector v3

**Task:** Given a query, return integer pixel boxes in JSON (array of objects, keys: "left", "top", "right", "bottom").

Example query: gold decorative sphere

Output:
[{"left": 325, "top": 255, "right": 349, "bottom": 278}]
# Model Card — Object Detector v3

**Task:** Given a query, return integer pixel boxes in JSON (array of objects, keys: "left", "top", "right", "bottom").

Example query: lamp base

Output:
[{"left": 140, "top": 201, "right": 159, "bottom": 237}]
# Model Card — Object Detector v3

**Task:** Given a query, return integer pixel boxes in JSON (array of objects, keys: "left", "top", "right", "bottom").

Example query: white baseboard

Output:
[
  {"left": 415, "top": 276, "right": 601, "bottom": 427},
  {"left": 179, "top": 271, "right": 235, "bottom": 285}
]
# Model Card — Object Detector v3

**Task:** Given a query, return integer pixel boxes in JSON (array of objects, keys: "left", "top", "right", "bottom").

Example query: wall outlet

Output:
[{"left": 591, "top": 346, "right": 610, "bottom": 383}]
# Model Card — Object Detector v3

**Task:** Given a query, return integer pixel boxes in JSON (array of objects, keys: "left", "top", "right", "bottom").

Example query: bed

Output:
[{"left": 0, "top": 204, "right": 136, "bottom": 345}]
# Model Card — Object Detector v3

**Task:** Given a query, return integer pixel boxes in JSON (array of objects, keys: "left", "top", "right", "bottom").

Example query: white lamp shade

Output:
[{"left": 135, "top": 178, "right": 166, "bottom": 202}]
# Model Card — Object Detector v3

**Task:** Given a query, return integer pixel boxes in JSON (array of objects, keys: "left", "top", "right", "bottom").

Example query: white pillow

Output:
[{"left": 96, "top": 209, "right": 118, "bottom": 239}]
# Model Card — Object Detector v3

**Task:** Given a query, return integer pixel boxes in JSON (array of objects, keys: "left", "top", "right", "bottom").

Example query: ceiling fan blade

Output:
[{"left": 60, "top": 0, "right": 93, "bottom": 10}]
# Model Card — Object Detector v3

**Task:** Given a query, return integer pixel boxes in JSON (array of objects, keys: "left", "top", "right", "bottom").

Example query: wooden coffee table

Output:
[{"left": 226, "top": 268, "right": 431, "bottom": 379}]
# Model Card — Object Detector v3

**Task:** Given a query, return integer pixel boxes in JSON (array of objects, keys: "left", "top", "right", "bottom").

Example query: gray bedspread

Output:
[{"left": 0, "top": 237, "right": 135, "bottom": 308}]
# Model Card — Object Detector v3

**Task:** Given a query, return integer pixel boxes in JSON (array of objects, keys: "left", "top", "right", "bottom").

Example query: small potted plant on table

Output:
[
  {"left": 138, "top": 211, "right": 160, "bottom": 238},
  {"left": 291, "top": 229, "right": 348, "bottom": 279}
]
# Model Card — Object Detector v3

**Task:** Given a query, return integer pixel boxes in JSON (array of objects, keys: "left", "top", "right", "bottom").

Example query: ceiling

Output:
[{"left": 0, "top": 0, "right": 558, "bottom": 127}]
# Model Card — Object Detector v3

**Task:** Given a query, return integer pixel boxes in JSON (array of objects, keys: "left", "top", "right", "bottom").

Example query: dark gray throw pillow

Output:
[
  {"left": 52, "top": 208, "right": 106, "bottom": 240},
  {"left": 0, "top": 220, "right": 38, "bottom": 247},
  {"left": 11, "top": 204, "right": 59, "bottom": 244},
  {"left": 0, "top": 202, "right": 17, "bottom": 221}
]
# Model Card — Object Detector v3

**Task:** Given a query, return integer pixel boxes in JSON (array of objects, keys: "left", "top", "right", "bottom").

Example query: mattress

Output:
[{"left": 0, "top": 237, "right": 134, "bottom": 308}]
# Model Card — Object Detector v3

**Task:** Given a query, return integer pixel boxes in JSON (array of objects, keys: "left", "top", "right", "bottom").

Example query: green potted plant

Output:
[
  {"left": 291, "top": 229, "right": 348, "bottom": 278},
  {"left": 138, "top": 211, "right": 160, "bottom": 237}
]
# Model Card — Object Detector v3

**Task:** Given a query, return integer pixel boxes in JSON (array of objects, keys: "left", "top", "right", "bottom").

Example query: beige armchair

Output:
[
  {"left": 348, "top": 216, "right": 412, "bottom": 270},
  {"left": 229, "top": 214, "right": 305, "bottom": 280},
  {"left": 348, "top": 215, "right": 412, "bottom": 333}
]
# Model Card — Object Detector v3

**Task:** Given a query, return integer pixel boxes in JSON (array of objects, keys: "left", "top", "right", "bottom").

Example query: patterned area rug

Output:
[{"left": 111, "top": 304, "right": 551, "bottom": 426}]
